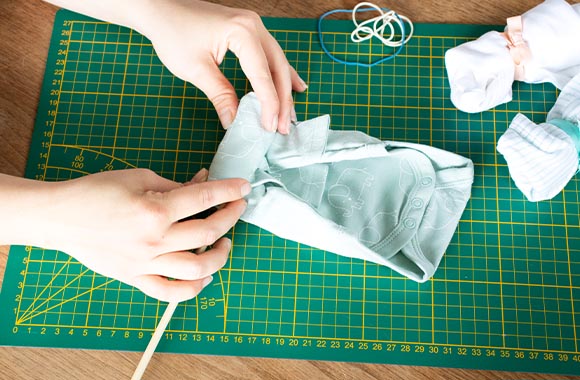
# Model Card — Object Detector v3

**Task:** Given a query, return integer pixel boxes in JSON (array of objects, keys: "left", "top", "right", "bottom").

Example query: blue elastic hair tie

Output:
[{"left": 317, "top": 5, "right": 411, "bottom": 68}]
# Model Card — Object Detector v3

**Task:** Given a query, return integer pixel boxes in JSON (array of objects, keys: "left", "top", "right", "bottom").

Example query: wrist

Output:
[
  {"left": 43, "top": 0, "right": 157, "bottom": 37},
  {"left": 130, "top": 0, "right": 210, "bottom": 40},
  {"left": 0, "top": 174, "right": 65, "bottom": 249},
  {"left": 124, "top": 0, "right": 157, "bottom": 36}
]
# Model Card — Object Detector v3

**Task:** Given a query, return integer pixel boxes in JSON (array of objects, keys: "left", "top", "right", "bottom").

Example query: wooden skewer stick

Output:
[
  {"left": 131, "top": 229, "right": 212, "bottom": 379},
  {"left": 131, "top": 301, "right": 179, "bottom": 380}
]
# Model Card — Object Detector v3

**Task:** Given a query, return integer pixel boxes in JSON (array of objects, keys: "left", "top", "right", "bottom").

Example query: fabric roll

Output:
[
  {"left": 497, "top": 73, "right": 580, "bottom": 201},
  {"left": 209, "top": 93, "right": 474, "bottom": 282},
  {"left": 445, "top": 0, "right": 580, "bottom": 113}
]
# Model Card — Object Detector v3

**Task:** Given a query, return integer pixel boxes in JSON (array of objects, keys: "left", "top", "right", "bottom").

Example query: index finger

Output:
[
  {"left": 229, "top": 27, "right": 280, "bottom": 132},
  {"left": 165, "top": 178, "right": 251, "bottom": 222}
]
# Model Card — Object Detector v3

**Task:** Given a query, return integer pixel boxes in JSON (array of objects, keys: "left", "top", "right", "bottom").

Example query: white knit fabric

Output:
[{"left": 445, "top": 0, "right": 580, "bottom": 113}]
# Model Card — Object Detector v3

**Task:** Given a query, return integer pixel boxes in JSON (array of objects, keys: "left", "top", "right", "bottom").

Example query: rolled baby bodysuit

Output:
[
  {"left": 497, "top": 72, "right": 580, "bottom": 202},
  {"left": 209, "top": 93, "right": 474, "bottom": 282},
  {"left": 445, "top": 0, "right": 580, "bottom": 113}
]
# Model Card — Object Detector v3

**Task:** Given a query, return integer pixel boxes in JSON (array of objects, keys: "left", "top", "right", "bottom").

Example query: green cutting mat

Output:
[{"left": 1, "top": 9, "right": 580, "bottom": 374}]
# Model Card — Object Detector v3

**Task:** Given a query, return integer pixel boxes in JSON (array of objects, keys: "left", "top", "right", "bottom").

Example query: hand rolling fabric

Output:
[
  {"left": 445, "top": 0, "right": 580, "bottom": 113},
  {"left": 208, "top": 93, "right": 474, "bottom": 282},
  {"left": 497, "top": 72, "right": 580, "bottom": 202}
]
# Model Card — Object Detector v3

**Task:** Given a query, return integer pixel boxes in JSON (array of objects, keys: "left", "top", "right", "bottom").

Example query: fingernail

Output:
[
  {"left": 218, "top": 108, "right": 234, "bottom": 129},
  {"left": 291, "top": 107, "right": 297, "bottom": 123},
  {"left": 280, "top": 117, "right": 290, "bottom": 135},
  {"left": 192, "top": 168, "right": 209, "bottom": 183},
  {"left": 270, "top": 115, "right": 279, "bottom": 132},
  {"left": 195, "top": 245, "right": 208, "bottom": 254},
  {"left": 241, "top": 182, "right": 251, "bottom": 196},
  {"left": 299, "top": 77, "right": 308, "bottom": 90},
  {"left": 202, "top": 276, "right": 213, "bottom": 288}
]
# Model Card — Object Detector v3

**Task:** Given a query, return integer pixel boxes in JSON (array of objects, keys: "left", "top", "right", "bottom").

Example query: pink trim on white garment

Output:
[{"left": 501, "top": 15, "right": 532, "bottom": 81}]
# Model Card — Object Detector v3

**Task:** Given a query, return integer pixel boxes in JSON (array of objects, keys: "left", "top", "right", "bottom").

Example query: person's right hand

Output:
[
  {"left": 44, "top": 0, "right": 307, "bottom": 133},
  {"left": 31, "top": 168, "right": 249, "bottom": 303},
  {"left": 136, "top": 0, "right": 307, "bottom": 134}
]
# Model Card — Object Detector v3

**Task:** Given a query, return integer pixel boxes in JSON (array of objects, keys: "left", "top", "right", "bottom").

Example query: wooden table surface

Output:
[{"left": 1, "top": 0, "right": 578, "bottom": 379}]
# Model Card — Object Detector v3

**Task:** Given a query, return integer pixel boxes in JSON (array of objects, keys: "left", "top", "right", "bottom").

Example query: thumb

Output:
[{"left": 188, "top": 61, "right": 239, "bottom": 129}]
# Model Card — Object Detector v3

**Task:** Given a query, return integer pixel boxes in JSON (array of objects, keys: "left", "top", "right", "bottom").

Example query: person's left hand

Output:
[{"left": 27, "top": 168, "right": 249, "bottom": 302}]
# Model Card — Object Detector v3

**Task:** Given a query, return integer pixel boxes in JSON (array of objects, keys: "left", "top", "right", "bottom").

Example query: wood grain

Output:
[{"left": 0, "top": 0, "right": 577, "bottom": 379}]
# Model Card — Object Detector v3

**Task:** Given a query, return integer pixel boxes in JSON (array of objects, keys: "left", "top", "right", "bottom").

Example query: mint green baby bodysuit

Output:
[{"left": 209, "top": 93, "right": 474, "bottom": 282}]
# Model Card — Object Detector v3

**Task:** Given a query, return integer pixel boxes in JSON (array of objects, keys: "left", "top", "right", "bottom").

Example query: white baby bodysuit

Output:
[
  {"left": 445, "top": 0, "right": 580, "bottom": 113},
  {"left": 209, "top": 93, "right": 474, "bottom": 282}
]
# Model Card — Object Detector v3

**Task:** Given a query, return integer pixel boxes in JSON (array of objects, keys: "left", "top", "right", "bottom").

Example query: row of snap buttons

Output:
[{"left": 405, "top": 176, "right": 432, "bottom": 229}]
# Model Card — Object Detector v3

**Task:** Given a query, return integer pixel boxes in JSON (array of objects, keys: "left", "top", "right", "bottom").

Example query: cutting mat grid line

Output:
[{"left": 0, "top": 11, "right": 579, "bottom": 374}]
